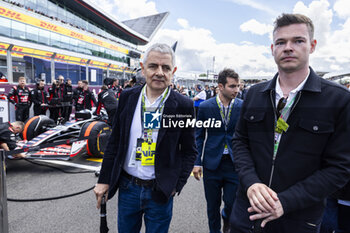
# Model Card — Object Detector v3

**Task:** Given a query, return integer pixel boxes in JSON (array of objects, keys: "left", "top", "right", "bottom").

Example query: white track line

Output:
[{"left": 37, "top": 160, "right": 100, "bottom": 171}]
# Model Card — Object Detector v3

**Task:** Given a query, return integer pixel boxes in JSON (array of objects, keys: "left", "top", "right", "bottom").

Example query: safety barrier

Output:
[{"left": 0, "top": 149, "right": 9, "bottom": 233}]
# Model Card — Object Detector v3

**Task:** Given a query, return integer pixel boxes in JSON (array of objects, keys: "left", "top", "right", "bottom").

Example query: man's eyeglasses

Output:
[{"left": 276, "top": 97, "right": 287, "bottom": 118}]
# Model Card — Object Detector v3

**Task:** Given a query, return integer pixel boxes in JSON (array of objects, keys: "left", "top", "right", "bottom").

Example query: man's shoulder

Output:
[
  {"left": 234, "top": 97, "right": 243, "bottom": 106},
  {"left": 320, "top": 78, "right": 350, "bottom": 94},
  {"left": 199, "top": 97, "right": 216, "bottom": 107}
]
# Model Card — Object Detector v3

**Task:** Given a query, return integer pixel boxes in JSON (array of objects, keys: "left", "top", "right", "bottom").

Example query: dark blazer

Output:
[
  {"left": 195, "top": 97, "right": 242, "bottom": 170},
  {"left": 98, "top": 85, "right": 198, "bottom": 203},
  {"left": 232, "top": 67, "right": 350, "bottom": 221}
]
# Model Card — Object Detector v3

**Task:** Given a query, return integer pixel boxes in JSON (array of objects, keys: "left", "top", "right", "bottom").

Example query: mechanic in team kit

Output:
[
  {"left": 75, "top": 80, "right": 97, "bottom": 112},
  {"left": 95, "top": 85, "right": 118, "bottom": 125},
  {"left": 0, "top": 121, "right": 26, "bottom": 158},
  {"left": 8, "top": 76, "right": 32, "bottom": 122},
  {"left": 62, "top": 78, "right": 74, "bottom": 122},
  {"left": 31, "top": 79, "right": 48, "bottom": 116}
]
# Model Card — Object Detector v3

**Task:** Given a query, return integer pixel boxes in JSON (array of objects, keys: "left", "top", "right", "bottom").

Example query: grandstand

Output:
[{"left": 0, "top": 0, "right": 168, "bottom": 85}]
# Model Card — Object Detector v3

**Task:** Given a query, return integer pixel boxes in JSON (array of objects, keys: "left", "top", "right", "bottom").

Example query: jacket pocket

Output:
[
  {"left": 298, "top": 119, "right": 334, "bottom": 134},
  {"left": 295, "top": 118, "right": 334, "bottom": 156},
  {"left": 243, "top": 112, "right": 265, "bottom": 123},
  {"left": 243, "top": 112, "right": 268, "bottom": 142}
]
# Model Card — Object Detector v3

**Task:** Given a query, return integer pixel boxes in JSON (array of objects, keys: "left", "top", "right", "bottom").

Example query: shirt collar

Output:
[
  {"left": 275, "top": 68, "right": 310, "bottom": 98},
  {"left": 217, "top": 94, "right": 234, "bottom": 109},
  {"left": 143, "top": 85, "right": 170, "bottom": 106}
]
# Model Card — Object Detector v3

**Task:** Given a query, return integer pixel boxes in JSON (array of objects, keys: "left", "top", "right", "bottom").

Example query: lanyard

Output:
[
  {"left": 140, "top": 86, "right": 169, "bottom": 141},
  {"left": 273, "top": 95, "right": 296, "bottom": 159},
  {"left": 216, "top": 95, "right": 234, "bottom": 131}
]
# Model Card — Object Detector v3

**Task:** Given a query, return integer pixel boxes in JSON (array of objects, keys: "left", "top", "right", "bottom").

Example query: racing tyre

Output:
[
  {"left": 22, "top": 115, "right": 55, "bottom": 141},
  {"left": 80, "top": 121, "right": 112, "bottom": 157}
]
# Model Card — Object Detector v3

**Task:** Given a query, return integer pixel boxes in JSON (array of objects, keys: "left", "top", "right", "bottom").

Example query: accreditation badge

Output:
[
  {"left": 275, "top": 118, "right": 289, "bottom": 134},
  {"left": 141, "top": 142, "right": 156, "bottom": 166}
]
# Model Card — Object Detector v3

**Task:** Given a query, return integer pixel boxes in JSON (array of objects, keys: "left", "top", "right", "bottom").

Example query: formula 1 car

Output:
[{"left": 17, "top": 111, "right": 112, "bottom": 160}]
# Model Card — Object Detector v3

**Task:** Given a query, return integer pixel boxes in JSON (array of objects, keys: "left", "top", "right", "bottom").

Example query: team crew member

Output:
[
  {"left": 8, "top": 76, "right": 31, "bottom": 122},
  {"left": 96, "top": 85, "right": 118, "bottom": 125},
  {"left": 73, "top": 80, "right": 83, "bottom": 110},
  {"left": 230, "top": 13, "right": 350, "bottom": 233},
  {"left": 193, "top": 68, "right": 242, "bottom": 233},
  {"left": 109, "top": 78, "right": 122, "bottom": 99},
  {"left": 48, "top": 80, "right": 60, "bottom": 123},
  {"left": 75, "top": 80, "right": 97, "bottom": 111},
  {"left": 94, "top": 43, "right": 197, "bottom": 233},
  {"left": 0, "top": 121, "right": 26, "bottom": 158},
  {"left": 62, "top": 78, "right": 73, "bottom": 122},
  {"left": 31, "top": 79, "right": 48, "bottom": 116}
]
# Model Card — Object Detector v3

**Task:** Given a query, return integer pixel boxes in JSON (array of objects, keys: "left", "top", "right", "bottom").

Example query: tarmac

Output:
[{"left": 5, "top": 155, "right": 209, "bottom": 233}]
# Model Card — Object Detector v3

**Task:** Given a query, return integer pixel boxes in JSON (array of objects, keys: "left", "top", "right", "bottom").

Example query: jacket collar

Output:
[{"left": 261, "top": 67, "right": 321, "bottom": 93}]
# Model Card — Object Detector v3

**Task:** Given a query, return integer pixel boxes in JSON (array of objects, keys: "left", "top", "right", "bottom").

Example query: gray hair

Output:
[{"left": 143, "top": 43, "right": 176, "bottom": 67}]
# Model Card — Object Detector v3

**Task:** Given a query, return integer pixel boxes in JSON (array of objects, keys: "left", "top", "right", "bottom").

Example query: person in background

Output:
[
  {"left": 0, "top": 121, "right": 26, "bottom": 158},
  {"left": 109, "top": 78, "right": 122, "bottom": 100},
  {"left": 48, "top": 79, "right": 60, "bottom": 123},
  {"left": 8, "top": 76, "right": 31, "bottom": 122},
  {"left": 205, "top": 84, "right": 212, "bottom": 100},
  {"left": 96, "top": 85, "right": 118, "bottom": 125},
  {"left": 193, "top": 84, "right": 206, "bottom": 117},
  {"left": 73, "top": 80, "right": 83, "bottom": 111},
  {"left": 75, "top": 80, "right": 97, "bottom": 111},
  {"left": 31, "top": 79, "right": 48, "bottom": 116},
  {"left": 62, "top": 78, "right": 73, "bottom": 122},
  {"left": 193, "top": 68, "right": 242, "bottom": 233}
]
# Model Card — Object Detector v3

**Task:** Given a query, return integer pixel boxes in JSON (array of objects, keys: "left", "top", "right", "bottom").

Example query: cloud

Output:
[
  {"left": 149, "top": 21, "right": 275, "bottom": 77},
  {"left": 225, "top": 0, "right": 278, "bottom": 16},
  {"left": 333, "top": 0, "right": 350, "bottom": 19},
  {"left": 89, "top": 0, "right": 158, "bottom": 21},
  {"left": 240, "top": 19, "right": 273, "bottom": 36},
  {"left": 293, "top": 0, "right": 333, "bottom": 47},
  {"left": 177, "top": 18, "right": 190, "bottom": 29}
]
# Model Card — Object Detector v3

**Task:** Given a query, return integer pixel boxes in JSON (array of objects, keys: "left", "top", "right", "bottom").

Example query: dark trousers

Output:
[
  {"left": 107, "top": 109, "right": 116, "bottom": 125},
  {"left": 203, "top": 156, "right": 239, "bottom": 233},
  {"left": 338, "top": 203, "right": 350, "bottom": 233},
  {"left": 15, "top": 104, "right": 30, "bottom": 122},
  {"left": 321, "top": 198, "right": 350, "bottom": 233},
  {"left": 62, "top": 106, "right": 72, "bottom": 122},
  {"left": 230, "top": 195, "right": 321, "bottom": 233},
  {"left": 33, "top": 105, "right": 47, "bottom": 116},
  {"left": 49, "top": 107, "right": 59, "bottom": 123}
]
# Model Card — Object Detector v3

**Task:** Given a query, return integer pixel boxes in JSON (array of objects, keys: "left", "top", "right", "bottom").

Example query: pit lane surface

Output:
[{"left": 5, "top": 156, "right": 209, "bottom": 233}]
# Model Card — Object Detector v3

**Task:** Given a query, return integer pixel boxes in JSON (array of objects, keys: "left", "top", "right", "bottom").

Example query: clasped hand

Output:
[{"left": 247, "top": 183, "right": 284, "bottom": 228}]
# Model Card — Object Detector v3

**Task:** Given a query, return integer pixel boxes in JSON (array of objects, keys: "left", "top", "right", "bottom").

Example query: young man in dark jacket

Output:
[{"left": 230, "top": 13, "right": 350, "bottom": 233}]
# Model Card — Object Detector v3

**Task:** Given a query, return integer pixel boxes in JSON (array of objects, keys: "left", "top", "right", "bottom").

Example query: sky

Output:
[{"left": 90, "top": 0, "right": 350, "bottom": 78}]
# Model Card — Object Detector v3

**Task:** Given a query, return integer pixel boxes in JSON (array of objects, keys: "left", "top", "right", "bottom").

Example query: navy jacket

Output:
[
  {"left": 98, "top": 85, "right": 198, "bottom": 203},
  {"left": 195, "top": 97, "right": 242, "bottom": 170},
  {"left": 233, "top": 67, "right": 350, "bottom": 221}
]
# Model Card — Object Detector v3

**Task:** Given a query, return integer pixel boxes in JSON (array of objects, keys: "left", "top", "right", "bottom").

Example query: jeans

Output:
[{"left": 118, "top": 176, "right": 173, "bottom": 233}]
